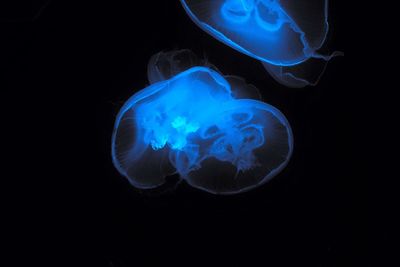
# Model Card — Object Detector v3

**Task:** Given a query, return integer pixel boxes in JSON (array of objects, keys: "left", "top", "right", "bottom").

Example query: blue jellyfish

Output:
[
  {"left": 180, "top": 0, "right": 341, "bottom": 87},
  {"left": 112, "top": 51, "right": 293, "bottom": 194}
]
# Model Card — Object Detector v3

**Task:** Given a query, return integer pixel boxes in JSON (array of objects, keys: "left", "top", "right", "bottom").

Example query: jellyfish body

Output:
[
  {"left": 112, "top": 66, "right": 293, "bottom": 194},
  {"left": 180, "top": 0, "right": 338, "bottom": 87}
]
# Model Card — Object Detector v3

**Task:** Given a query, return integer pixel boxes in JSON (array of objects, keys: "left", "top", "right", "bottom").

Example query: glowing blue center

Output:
[
  {"left": 169, "top": 116, "right": 200, "bottom": 150},
  {"left": 171, "top": 116, "right": 199, "bottom": 133}
]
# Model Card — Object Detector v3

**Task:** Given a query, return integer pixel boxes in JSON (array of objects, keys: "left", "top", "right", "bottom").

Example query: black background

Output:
[{"left": 3, "top": 1, "right": 350, "bottom": 266}]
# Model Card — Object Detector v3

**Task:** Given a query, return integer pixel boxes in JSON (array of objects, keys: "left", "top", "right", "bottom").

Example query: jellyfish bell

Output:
[
  {"left": 180, "top": 0, "right": 315, "bottom": 66},
  {"left": 112, "top": 50, "right": 295, "bottom": 194},
  {"left": 180, "top": 0, "right": 341, "bottom": 87},
  {"left": 112, "top": 62, "right": 293, "bottom": 194}
]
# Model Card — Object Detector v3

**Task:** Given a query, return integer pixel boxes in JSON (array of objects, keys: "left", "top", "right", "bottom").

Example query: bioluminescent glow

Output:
[
  {"left": 180, "top": 0, "right": 340, "bottom": 87},
  {"left": 112, "top": 64, "right": 293, "bottom": 194}
]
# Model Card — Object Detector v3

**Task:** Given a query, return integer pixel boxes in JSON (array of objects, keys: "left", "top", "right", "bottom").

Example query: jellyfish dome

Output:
[
  {"left": 180, "top": 0, "right": 340, "bottom": 87},
  {"left": 112, "top": 65, "right": 293, "bottom": 194}
]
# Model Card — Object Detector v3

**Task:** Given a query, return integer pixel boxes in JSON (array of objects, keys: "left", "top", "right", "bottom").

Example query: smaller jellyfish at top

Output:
[
  {"left": 180, "top": 0, "right": 342, "bottom": 87},
  {"left": 112, "top": 50, "right": 293, "bottom": 194}
]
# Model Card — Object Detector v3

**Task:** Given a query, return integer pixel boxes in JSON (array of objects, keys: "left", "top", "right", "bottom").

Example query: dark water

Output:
[{"left": 3, "top": 1, "right": 351, "bottom": 266}]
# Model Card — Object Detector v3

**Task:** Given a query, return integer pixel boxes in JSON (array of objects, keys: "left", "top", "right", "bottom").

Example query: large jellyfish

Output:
[
  {"left": 180, "top": 0, "right": 341, "bottom": 87},
  {"left": 112, "top": 50, "right": 293, "bottom": 194}
]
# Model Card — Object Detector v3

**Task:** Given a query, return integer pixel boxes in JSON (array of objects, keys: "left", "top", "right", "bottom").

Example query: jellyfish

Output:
[
  {"left": 180, "top": 0, "right": 341, "bottom": 87},
  {"left": 112, "top": 51, "right": 293, "bottom": 194}
]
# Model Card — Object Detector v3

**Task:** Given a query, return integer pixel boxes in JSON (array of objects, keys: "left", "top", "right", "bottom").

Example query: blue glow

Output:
[
  {"left": 180, "top": 0, "right": 340, "bottom": 87},
  {"left": 112, "top": 66, "right": 293, "bottom": 194}
]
